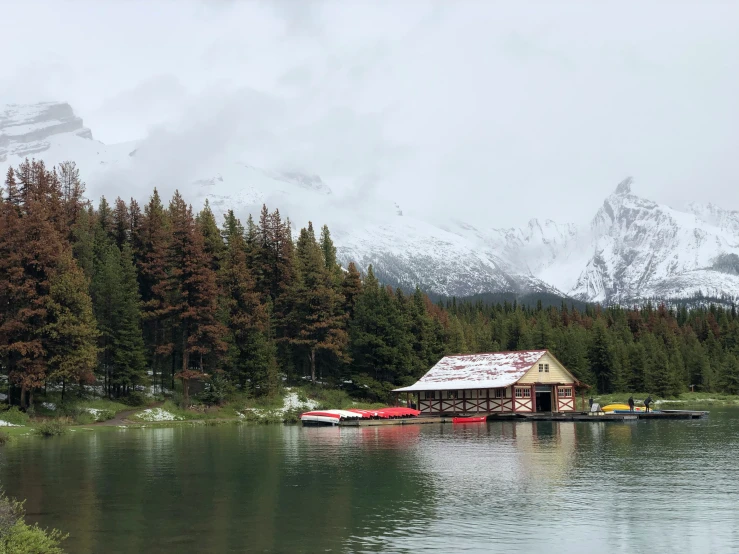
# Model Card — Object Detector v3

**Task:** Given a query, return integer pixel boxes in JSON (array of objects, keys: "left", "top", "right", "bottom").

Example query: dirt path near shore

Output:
[{"left": 93, "top": 402, "right": 163, "bottom": 426}]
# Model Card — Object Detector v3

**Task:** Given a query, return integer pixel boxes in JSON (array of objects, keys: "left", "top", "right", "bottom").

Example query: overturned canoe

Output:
[
  {"left": 300, "top": 411, "right": 342, "bottom": 425},
  {"left": 452, "top": 416, "right": 487, "bottom": 424},
  {"left": 602, "top": 404, "right": 645, "bottom": 413},
  {"left": 300, "top": 406, "right": 421, "bottom": 425}
]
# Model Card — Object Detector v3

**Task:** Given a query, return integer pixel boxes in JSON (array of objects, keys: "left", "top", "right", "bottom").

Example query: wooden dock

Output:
[{"left": 337, "top": 410, "right": 708, "bottom": 426}]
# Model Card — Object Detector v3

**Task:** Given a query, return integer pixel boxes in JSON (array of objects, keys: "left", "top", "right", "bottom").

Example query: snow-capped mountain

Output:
[
  {"left": 334, "top": 218, "right": 563, "bottom": 297},
  {"left": 549, "top": 178, "right": 739, "bottom": 304},
  {"left": 1, "top": 102, "right": 92, "bottom": 161},
  {"left": 2, "top": 102, "right": 738, "bottom": 305}
]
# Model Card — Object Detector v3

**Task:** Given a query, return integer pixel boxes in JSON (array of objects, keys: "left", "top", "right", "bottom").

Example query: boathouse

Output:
[{"left": 393, "top": 350, "right": 579, "bottom": 415}]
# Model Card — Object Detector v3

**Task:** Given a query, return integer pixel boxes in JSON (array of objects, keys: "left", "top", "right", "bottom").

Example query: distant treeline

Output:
[
  {"left": 442, "top": 297, "right": 739, "bottom": 396},
  {"left": 1, "top": 159, "right": 738, "bottom": 409}
]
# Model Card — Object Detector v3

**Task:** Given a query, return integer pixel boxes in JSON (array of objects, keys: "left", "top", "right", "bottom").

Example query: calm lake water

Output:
[{"left": 2, "top": 406, "right": 739, "bottom": 554}]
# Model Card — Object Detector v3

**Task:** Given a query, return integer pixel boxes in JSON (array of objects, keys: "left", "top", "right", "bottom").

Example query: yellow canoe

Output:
[{"left": 602, "top": 403, "right": 644, "bottom": 412}]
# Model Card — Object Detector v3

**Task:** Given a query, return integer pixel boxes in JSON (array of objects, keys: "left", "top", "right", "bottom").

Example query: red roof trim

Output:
[{"left": 442, "top": 349, "right": 548, "bottom": 358}]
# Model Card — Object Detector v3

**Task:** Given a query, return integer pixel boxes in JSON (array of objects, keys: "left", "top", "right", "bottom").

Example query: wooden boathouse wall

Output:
[{"left": 415, "top": 352, "right": 578, "bottom": 415}]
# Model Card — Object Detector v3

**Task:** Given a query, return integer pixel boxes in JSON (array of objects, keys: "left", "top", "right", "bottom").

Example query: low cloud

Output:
[{"left": 2, "top": 0, "right": 738, "bottom": 228}]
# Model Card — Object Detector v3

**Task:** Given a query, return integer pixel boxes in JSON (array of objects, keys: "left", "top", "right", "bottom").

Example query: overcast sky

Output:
[{"left": 2, "top": 0, "right": 738, "bottom": 227}]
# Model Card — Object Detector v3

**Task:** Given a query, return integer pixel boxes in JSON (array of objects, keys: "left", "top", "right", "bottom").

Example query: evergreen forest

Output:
[{"left": 2, "top": 159, "right": 739, "bottom": 409}]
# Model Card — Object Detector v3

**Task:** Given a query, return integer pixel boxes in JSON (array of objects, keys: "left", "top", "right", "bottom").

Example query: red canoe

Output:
[{"left": 452, "top": 416, "right": 487, "bottom": 424}]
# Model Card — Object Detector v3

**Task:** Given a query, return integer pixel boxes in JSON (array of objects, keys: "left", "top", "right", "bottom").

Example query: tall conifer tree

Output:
[{"left": 220, "top": 214, "right": 276, "bottom": 394}]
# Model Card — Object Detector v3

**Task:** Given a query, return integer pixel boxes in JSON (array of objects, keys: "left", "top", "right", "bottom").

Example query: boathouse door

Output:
[{"left": 535, "top": 385, "right": 552, "bottom": 412}]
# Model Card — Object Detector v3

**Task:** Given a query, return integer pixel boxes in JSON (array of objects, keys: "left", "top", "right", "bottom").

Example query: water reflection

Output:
[{"left": 0, "top": 410, "right": 738, "bottom": 554}]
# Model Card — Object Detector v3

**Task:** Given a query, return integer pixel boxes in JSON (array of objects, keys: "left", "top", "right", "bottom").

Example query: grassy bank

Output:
[{"left": 0, "top": 384, "right": 390, "bottom": 438}]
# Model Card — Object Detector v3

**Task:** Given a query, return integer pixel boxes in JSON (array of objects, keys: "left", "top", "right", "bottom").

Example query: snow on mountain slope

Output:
[
  {"left": 0, "top": 102, "right": 336, "bottom": 213},
  {"left": 1, "top": 102, "right": 137, "bottom": 186},
  {"left": 0, "top": 102, "right": 92, "bottom": 161},
  {"left": 440, "top": 218, "right": 579, "bottom": 275},
  {"left": 685, "top": 202, "right": 739, "bottom": 234},
  {"left": 334, "top": 218, "right": 562, "bottom": 297},
  {"left": 547, "top": 178, "right": 739, "bottom": 303},
  {"left": 2, "top": 102, "right": 739, "bottom": 304}
]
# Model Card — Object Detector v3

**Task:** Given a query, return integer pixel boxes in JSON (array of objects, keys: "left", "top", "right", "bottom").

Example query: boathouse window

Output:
[
  {"left": 539, "top": 364, "right": 544, "bottom": 372},
  {"left": 494, "top": 388, "right": 506, "bottom": 399},
  {"left": 545, "top": 364, "right": 549, "bottom": 372},
  {"left": 465, "top": 390, "right": 476, "bottom": 399},
  {"left": 558, "top": 387, "right": 572, "bottom": 398},
  {"left": 424, "top": 391, "right": 436, "bottom": 400},
  {"left": 515, "top": 387, "right": 531, "bottom": 398},
  {"left": 447, "top": 390, "right": 458, "bottom": 399}
]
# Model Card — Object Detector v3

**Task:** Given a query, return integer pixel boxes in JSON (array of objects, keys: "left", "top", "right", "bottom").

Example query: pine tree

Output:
[
  {"left": 627, "top": 341, "right": 648, "bottom": 391},
  {"left": 71, "top": 206, "right": 96, "bottom": 282},
  {"left": 220, "top": 214, "right": 276, "bottom": 394},
  {"left": 91, "top": 233, "right": 123, "bottom": 396},
  {"left": 197, "top": 199, "right": 225, "bottom": 274},
  {"left": 286, "top": 223, "right": 349, "bottom": 382},
  {"left": 589, "top": 319, "right": 615, "bottom": 393},
  {"left": 552, "top": 326, "right": 593, "bottom": 384},
  {"left": 720, "top": 353, "right": 739, "bottom": 394},
  {"left": 91, "top": 233, "right": 147, "bottom": 397},
  {"left": 97, "top": 196, "right": 114, "bottom": 239},
  {"left": 222, "top": 209, "right": 245, "bottom": 247},
  {"left": 446, "top": 315, "right": 468, "bottom": 354},
  {"left": 0, "top": 161, "right": 96, "bottom": 407},
  {"left": 407, "top": 287, "right": 438, "bottom": 376},
  {"left": 350, "top": 266, "right": 413, "bottom": 387},
  {"left": 112, "top": 197, "right": 130, "bottom": 249},
  {"left": 57, "top": 161, "right": 86, "bottom": 236},
  {"left": 137, "top": 189, "right": 172, "bottom": 389},
  {"left": 128, "top": 198, "right": 144, "bottom": 266},
  {"left": 646, "top": 343, "right": 671, "bottom": 397},
  {"left": 168, "top": 192, "right": 227, "bottom": 404},
  {"left": 3, "top": 167, "right": 20, "bottom": 207},
  {"left": 44, "top": 250, "right": 99, "bottom": 396},
  {"left": 110, "top": 244, "right": 148, "bottom": 394},
  {"left": 531, "top": 316, "right": 554, "bottom": 350},
  {"left": 319, "top": 224, "right": 343, "bottom": 285},
  {"left": 341, "top": 262, "right": 362, "bottom": 318}
]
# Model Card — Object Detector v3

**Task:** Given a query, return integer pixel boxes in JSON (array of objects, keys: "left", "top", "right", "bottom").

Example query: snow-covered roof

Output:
[{"left": 393, "top": 350, "right": 548, "bottom": 392}]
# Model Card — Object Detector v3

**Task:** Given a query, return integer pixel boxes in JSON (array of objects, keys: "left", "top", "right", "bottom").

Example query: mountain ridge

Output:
[{"left": 1, "top": 101, "right": 737, "bottom": 305}]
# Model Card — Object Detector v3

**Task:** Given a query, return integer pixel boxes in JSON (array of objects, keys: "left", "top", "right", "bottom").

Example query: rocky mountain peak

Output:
[
  {"left": 614, "top": 176, "right": 633, "bottom": 196},
  {"left": 0, "top": 102, "right": 92, "bottom": 162}
]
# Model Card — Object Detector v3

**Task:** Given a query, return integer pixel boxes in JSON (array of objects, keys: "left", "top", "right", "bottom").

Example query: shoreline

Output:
[{"left": 3, "top": 394, "right": 736, "bottom": 440}]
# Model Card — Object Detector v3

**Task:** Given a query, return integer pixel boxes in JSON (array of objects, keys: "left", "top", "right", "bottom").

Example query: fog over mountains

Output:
[{"left": 3, "top": 101, "right": 739, "bottom": 305}]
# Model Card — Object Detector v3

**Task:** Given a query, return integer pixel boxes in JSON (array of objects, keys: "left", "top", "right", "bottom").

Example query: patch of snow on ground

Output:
[
  {"left": 0, "top": 420, "right": 19, "bottom": 427},
  {"left": 85, "top": 408, "right": 107, "bottom": 420},
  {"left": 280, "top": 389, "right": 319, "bottom": 414},
  {"left": 134, "top": 408, "right": 184, "bottom": 422},
  {"left": 242, "top": 388, "right": 320, "bottom": 421}
]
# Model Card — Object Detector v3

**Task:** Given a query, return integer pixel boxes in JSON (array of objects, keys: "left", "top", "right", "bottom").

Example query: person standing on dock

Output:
[
  {"left": 588, "top": 397, "right": 594, "bottom": 410},
  {"left": 628, "top": 395, "right": 635, "bottom": 412},
  {"left": 644, "top": 395, "right": 653, "bottom": 413}
]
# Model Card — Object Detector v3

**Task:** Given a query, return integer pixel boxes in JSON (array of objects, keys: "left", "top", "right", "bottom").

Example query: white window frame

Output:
[{"left": 515, "top": 387, "right": 531, "bottom": 398}]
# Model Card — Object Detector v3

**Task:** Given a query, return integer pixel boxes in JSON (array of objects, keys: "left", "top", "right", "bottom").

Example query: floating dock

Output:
[{"left": 336, "top": 410, "right": 708, "bottom": 426}]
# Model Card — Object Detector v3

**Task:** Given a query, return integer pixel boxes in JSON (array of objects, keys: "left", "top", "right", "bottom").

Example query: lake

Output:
[{"left": 2, "top": 406, "right": 739, "bottom": 553}]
